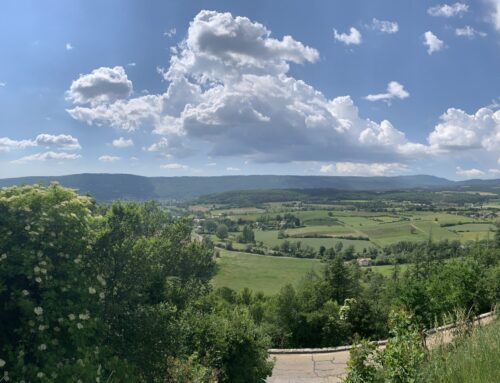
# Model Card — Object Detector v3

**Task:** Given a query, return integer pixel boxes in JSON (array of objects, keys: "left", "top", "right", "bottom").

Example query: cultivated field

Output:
[{"left": 199, "top": 193, "right": 498, "bottom": 294}]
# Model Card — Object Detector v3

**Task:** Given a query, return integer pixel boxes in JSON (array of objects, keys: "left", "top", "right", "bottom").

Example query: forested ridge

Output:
[{"left": 2, "top": 173, "right": 500, "bottom": 201}]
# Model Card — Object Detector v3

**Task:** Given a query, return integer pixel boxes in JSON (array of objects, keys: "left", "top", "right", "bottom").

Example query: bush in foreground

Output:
[{"left": 0, "top": 185, "right": 272, "bottom": 382}]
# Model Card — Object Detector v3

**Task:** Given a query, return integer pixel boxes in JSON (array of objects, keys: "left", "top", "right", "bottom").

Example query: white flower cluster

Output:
[{"left": 96, "top": 274, "right": 106, "bottom": 286}]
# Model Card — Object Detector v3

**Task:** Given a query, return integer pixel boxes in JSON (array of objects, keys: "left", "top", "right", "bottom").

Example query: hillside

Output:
[{"left": 0, "top": 173, "right": 499, "bottom": 201}]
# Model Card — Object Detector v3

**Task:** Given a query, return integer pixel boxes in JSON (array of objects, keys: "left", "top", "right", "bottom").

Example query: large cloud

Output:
[
  {"left": 428, "top": 107, "right": 500, "bottom": 152},
  {"left": 65, "top": 10, "right": 499, "bottom": 173},
  {"left": 67, "top": 11, "right": 426, "bottom": 165}
]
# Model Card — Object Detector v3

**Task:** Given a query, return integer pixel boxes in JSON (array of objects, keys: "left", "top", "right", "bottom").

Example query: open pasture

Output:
[
  {"left": 212, "top": 250, "right": 403, "bottom": 294},
  {"left": 212, "top": 250, "right": 323, "bottom": 295}
]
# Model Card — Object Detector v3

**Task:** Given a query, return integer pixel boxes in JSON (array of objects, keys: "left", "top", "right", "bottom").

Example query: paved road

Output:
[
  {"left": 267, "top": 351, "right": 348, "bottom": 383},
  {"left": 267, "top": 313, "right": 494, "bottom": 383}
]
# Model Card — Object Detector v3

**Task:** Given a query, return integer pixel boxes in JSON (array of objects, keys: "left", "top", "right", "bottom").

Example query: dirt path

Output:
[{"left": 267, "top": 312, "right": 494, "bottom": 383}]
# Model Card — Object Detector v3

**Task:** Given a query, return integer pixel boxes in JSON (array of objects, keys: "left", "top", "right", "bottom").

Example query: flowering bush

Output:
[
  {"left": 0, "top": 184, "right": 103, "bottom": 381},
  {"left": 0, "top": 185, "right": 272, "bottom": 382}
]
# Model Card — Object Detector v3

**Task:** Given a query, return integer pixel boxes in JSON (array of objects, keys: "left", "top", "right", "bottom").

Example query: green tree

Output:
[
  {"left": 323, "top": 255, "right": 358, "bottom": 304},
  {"left": 216, "top": 224, "right": 229, "bottom": 240},
  {"left": 239, "top": 225, "right": 255, "bottom": 243},
  {"left": 203, "top": 220, "right": 218, "bottom": 234}
]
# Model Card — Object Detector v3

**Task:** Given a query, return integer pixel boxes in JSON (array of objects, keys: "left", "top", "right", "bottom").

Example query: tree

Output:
[
  {"left": 91, "top": 202, "right": 216, "bottom": 380},
  {"left": 182, "top": 307, "right": 273, "bottom": 382},
  {"left": 216, "top": 224, "right": 229, "bottom": 240},
  {"left": 203, "top": 220, "right": 218, "bottom": 234},
  {"left": 238, "top": 225, "right": 255, "bottom": 243},
  {"left": 319, "top": 245, "right": 326, "bottom": 258},
  {"left": 323, "top": 255, "right": 358, "bottom": 304}
]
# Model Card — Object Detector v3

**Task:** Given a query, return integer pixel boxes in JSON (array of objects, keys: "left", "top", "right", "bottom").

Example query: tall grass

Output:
[{"left": 421, "top": 317, "right": 500, "bottom": 382}]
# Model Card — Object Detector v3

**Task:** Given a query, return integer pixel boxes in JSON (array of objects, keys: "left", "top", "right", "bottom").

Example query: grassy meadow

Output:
[
  {"left": 212, "top": 250, "right": 323, "bottom": 295},
  {"left": 212, "top": 250, "right": 406, "bottom": 294}
]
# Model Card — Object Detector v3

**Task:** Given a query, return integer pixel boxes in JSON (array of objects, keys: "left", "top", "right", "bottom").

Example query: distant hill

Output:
[{"left": 0, "top": 173, "right": 498, "bottom": 201}]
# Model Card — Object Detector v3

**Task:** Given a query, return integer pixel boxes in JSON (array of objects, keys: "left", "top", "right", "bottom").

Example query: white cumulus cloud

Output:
[
  {"left": 365, "top": 81, "right": 409, "bottom": 103},
  {"left": 333, "top": 27, "right": 362, "bottom": 45},
  {"left": 423, "top": 31, "right": 444, "bottom": 54},
  {"left": 112, "top": 137, "right": 134, "bottom": 148},
  {"left": 427, "top": 3, "right": 468, "bottom": 17},
  {"left": 35, "top": 134, "right": 81, "bottom": 150},
  {"left": 427, "top": 107, "right": 500, "bottom": 152}
]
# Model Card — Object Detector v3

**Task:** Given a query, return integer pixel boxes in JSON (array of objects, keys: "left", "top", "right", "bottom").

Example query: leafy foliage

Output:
[{"left": 0, "top": 185, "right": 272, "bottom": 382}]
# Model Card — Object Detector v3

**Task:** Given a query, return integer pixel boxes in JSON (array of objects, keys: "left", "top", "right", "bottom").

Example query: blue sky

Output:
[{"left": 0, "top": 0, "right": 499, "bottom": 179}]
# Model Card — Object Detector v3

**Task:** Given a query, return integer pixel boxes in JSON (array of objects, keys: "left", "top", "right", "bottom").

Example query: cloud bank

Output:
[{"left": 64, "top": 10, "right": 500, "bottom": 176}]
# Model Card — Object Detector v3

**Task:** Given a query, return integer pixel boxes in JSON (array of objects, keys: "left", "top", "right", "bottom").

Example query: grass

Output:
[
  {"left": 421, "top": 317, "right": 500, "bottom": 383},
  {"left": 212, "top": 250, "right": 323, "bottom": 295},
  {"left": 212, "top": 250, "right": 407, "bottom": 294}
]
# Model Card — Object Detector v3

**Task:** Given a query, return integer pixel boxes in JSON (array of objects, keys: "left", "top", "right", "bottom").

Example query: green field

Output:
[
  {"left": 205, "top": 201, "right": 498, "bottom": 296},
  {"left": 212, "top": 250, "right": 323, "bottom": 295},
  {"left": 212, "top": 250, "right": 407, "bottom": 294}
]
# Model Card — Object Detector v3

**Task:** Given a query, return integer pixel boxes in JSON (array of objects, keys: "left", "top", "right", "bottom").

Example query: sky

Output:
[{"left": 0, "top": 0, "right": 499, "bottom": 180}]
